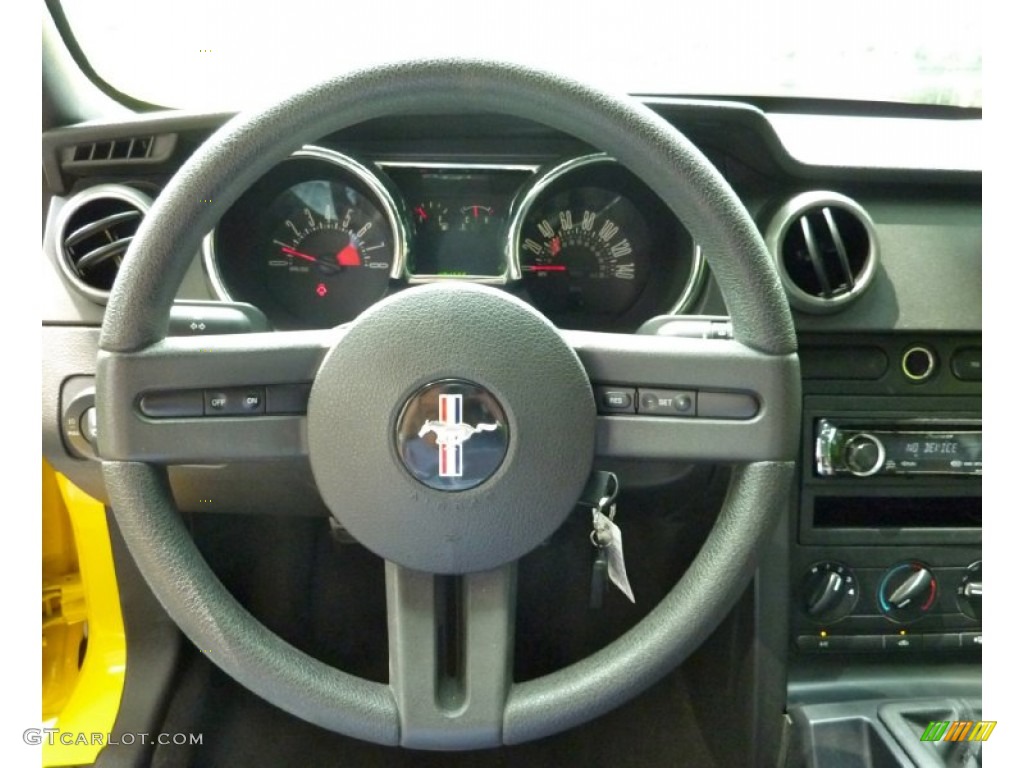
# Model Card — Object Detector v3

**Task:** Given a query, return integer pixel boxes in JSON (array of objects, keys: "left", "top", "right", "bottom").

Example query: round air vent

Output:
[
  {"left": 764, "top": 191, "right": 878, "bottom": 314},
  {"left": 55, "top": 184, "right": 152, "bottom": 304}
]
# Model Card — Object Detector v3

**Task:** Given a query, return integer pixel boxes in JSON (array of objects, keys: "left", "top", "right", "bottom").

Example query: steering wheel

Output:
[{"left": 95, "top": 59, "right": 799, "bottom": 750}]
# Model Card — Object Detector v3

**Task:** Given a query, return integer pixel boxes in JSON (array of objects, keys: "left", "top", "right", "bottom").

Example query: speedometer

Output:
[
  {"left": 510, "top": 153, "right": 702, "bottom": 330},
  {"left": 519, "top": 187, "right": 650, "bottom": 315}
]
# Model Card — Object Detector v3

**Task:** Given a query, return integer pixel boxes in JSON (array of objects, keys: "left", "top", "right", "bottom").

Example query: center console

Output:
[{"left": 787, "top": 333, "right": 982, "bottom": 767}]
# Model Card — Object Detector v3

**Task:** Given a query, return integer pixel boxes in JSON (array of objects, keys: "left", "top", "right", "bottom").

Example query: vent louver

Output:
[
  {"left": 59, "top": 134, "right": 175, "bottom": 170},
  {"left": 55, "top": 185, "right": 152, "bottom": 304},
  {"left": 71, "top": 136, "right": 154, "bottom": 163},
  {"left": 765, "top": 191, "right": 878, "bottom": 314}
]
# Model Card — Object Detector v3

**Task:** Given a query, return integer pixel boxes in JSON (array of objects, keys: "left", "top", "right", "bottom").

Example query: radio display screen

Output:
[{"left": 882, "top": 432, "right": 982, "bottom": 474}]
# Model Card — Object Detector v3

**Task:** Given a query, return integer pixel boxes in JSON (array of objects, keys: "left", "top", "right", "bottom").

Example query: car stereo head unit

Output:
[{"left": 816, "top": 420, "right": 981, "bottom": 478}]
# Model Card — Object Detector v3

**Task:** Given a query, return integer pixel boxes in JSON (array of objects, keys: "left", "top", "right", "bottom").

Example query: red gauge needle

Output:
[
  {"left": 280, "top": 246, "right": 318, "bottom": 263},
  {"left": 524, "top": 265, "right": 567, "bottom": 272},
  {"left": 336, "top": 244, "right": 361, "bottom": 267}
]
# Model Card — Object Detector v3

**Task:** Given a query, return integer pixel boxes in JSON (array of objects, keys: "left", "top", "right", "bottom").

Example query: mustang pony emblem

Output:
[{"left": 418, "top": 394, "right": 499, "bottom": 477}]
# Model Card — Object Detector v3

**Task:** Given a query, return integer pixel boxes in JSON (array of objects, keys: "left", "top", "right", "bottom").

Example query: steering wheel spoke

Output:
[
  {"left": 95, "top": 329, "right": 335, "bottom": 462},
  {"left": 565, "top": 330, "right": 800, "bottom": 463},
  {"left": 386, "top": 561, "right": 516, "bottom": 749}
]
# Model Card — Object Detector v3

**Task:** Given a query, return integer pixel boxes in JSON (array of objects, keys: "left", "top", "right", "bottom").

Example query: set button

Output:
[{"left": 639, "top": 388, "right": 696, "bottom": 416}]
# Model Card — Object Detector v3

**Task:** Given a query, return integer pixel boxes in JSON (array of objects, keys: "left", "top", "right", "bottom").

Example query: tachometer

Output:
[
  {"left": 265, "top": 179, "right": 393, "bottom": 322},
  {"left": 205, "top": 147, "right": 408, "bottom": 329}
]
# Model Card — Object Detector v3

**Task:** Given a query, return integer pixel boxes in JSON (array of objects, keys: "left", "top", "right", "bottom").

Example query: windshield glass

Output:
[{"left": 59, "top": 0, "right": 981, "bottom": 110}]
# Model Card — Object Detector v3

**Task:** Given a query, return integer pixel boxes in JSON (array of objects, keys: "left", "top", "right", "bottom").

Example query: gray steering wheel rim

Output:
[{"left": 98, "top": 59, "right": 797, "bottom": 747}]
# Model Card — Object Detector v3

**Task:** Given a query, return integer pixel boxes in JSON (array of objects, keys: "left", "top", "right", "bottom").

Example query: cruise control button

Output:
[
  {"left": 206, "top": 392, "right": 229, "bottom": 413},
  {"left": 241, "top": 390, "right": 264, "bottom": 412},
  {"left": 638, "top": 388, "right": 696, "bottom": 417},
  {"left": 596, "top": 387, "right": 635, "bottom": 413},
  {"left": 204, "top": 388, "right": 266, "bottom": 416},
  {"left": 672, "top": 393, "right": 694, "bottom": 414}
]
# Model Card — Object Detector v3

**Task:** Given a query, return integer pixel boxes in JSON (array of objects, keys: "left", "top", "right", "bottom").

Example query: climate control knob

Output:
[
  {"left": 801, "top": 562, "right": 859, "bottom": 623},
  {"left": 843, "top": 433, "right": 885, "bottom": 476},
  {"left": 878, "top": 561, "right": 937, "bottom": 623},
  {"left": 957, "top": 561, "right": 982, "bottom": 620}
]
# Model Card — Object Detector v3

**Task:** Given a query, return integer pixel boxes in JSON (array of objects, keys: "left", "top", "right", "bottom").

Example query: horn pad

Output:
[{"left": 306, "top": 283, "right": 596, "bottom": 574}]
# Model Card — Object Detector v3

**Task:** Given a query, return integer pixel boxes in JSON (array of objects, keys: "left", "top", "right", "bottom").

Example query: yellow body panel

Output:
[{"left": 42, "top": 461, "right": 126, "bottom": 766}]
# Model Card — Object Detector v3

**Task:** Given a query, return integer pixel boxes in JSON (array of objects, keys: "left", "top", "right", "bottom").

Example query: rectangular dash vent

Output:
[{"left": 63, "top": 135, "right": 171, "bottom": 167}]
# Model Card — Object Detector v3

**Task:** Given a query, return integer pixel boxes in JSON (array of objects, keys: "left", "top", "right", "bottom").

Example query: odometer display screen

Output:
[{"left": 385, "top": 168, "right": 528, "bottom": 277}]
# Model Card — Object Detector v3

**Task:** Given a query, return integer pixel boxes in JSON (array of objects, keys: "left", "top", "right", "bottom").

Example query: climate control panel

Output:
[{"left": 793, "top": 558, "right": 981, "bottom": 654}]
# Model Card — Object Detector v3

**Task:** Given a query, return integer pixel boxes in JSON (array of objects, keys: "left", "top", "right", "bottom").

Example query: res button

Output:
[{"left": 596, "top": 387, "right": 636, "bottom": 414}]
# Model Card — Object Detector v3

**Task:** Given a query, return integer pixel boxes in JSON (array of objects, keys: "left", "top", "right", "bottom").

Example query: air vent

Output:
[
  {"left": 59, "top": 134, "right": 175, "bottom": 169},
  {"left": 765, "top": 191, "right": 878, "bottom": 314},
  {"left": 71, "top": 136, "right": 154, "bottom": 162},
  {"left": 55, "top": 185, "right": 152, "bottom": 304}
]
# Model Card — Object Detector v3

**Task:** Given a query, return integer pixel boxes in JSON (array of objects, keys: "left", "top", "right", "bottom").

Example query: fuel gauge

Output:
[{"left": 413, "top": 202, "right": 449, "bottom": 233}]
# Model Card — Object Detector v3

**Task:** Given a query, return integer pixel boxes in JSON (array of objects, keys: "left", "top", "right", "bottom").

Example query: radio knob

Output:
[
  {"left": 844, "top": 433, "right": 885, "bottom": 476},
  {"left": 801, "top": 562, "right": 859, "bottom": 623}
]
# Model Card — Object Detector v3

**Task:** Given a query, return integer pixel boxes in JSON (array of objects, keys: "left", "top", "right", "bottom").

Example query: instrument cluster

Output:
[{"left": 204, "top": 147, "right": 705, "bottom": 330}]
